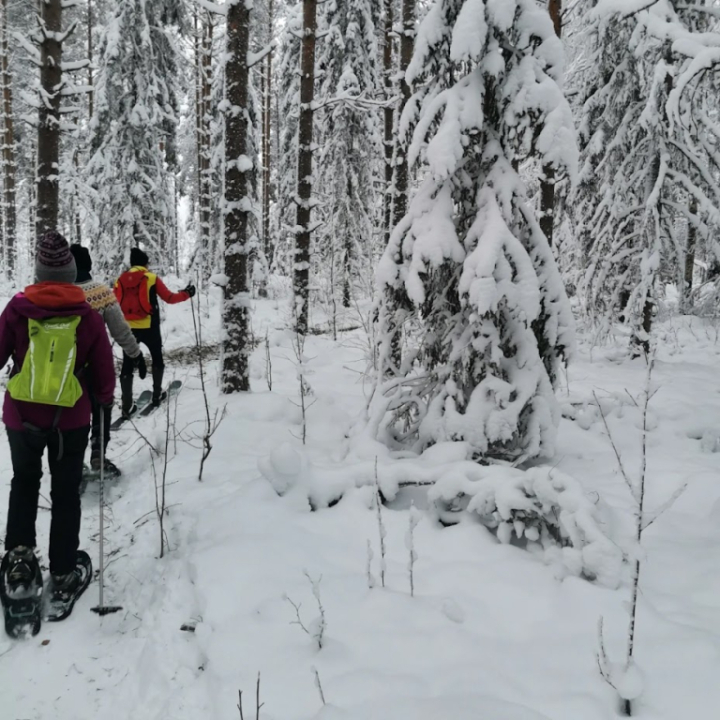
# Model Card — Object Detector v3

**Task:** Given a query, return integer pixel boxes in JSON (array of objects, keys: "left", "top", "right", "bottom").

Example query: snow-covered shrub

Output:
[
  {"left": 371, "top": 0, "right": 576, "bottom": 464},
  {"left": 429, "top": 466, "right": 623, "bottom": 588}
]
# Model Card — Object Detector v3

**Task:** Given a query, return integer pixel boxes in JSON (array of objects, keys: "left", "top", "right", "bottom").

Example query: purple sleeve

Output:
[
  {"left": 86, "top": 313, "right": 116, "bottom": 405},
  {"left": 0, "top": 301, "right": 16, "bottom": 370}
]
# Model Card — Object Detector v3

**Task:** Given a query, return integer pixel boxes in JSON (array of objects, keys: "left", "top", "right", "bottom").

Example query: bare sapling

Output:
[
  {"left": 594, "top": 357, "right": 688, "bottom": 716},
  {"left": 312, "top": 666, "right": 326, "bottom": 706},
  {"left": 151, "top": 386, "right": 174, "bottom": 558},
  {"left": 406, "top": 504, "right": 420, "bottom": 597},
  {"left": 284, "top": 571, "right": 327, "bottom": 650},
  {"left": 237, "top": 673, "right": 263, "bottom": 720},
  {"left": 265, "top": 330, "right": 273, "bottom": 391},
  {"left": 374, "top": 457, "right": 387, "bottom": 588},
  {"left": 190, "top": 288, "right": 226, "bottom": 480},
  {"left": 366, "top": 538, "right": 376, "bottom": 589},
  {"left": 289, "top": 305, "right": 316, "bottom": 444}
]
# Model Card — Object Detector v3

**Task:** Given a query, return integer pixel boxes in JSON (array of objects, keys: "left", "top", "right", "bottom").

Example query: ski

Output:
[
  {"left": 109, "top": 390, "right": 153, "bottom": 431},
  {"left": 45, "top": 550, "right": 92, "bottom": 623},
  {"left": 0, "top": 548, "right": 43, "bottom": 639},
  {"left": 138, "top": 380, "right": 182, "bottom": 418}
]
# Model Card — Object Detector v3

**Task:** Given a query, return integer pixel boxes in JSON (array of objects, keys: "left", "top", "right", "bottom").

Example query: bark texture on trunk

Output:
[
  {"left": 1, "top": 0, "right": 15, "bottom": 277},
  {"left": 392, "top": 0, "right": 414, "bottom": 228},
  {"left": 222, "top": 0, "right": 252, "bottom": 393},
  {"left": 262, "top": 0, "right": 274, "bottom": 265},
  {"left": 293, "top": 0, "right": 318, "bottom": 335},
  {"left": 683, "top": 196, "right": 698, "bottom": 312},
  {"left": 36, "top": 0, "right": 63, "bottom": 236},
  {"left": 383, "top": 0, "right": 394, "bottom": 245},
  {"left": 539, "top": 0, "right": 561, "bottom": 247}
]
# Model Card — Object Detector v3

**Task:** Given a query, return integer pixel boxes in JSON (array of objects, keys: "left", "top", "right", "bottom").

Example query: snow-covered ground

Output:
[{"left": 1, "top": 295, "right": 719, "bottom": 719}]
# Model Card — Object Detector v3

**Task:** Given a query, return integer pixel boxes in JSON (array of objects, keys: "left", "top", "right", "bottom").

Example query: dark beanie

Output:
[
  {"left": 70, "top": 244, "right": 92, "bottom": 282},
  {"left": 36, "top": 231, "right": 77, "bottom": 284},
  {"left": 130, "top": 247, "right": 149, "bottom": 267}
]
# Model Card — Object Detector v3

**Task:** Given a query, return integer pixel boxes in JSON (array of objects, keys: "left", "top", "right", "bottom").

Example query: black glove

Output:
[
  {"left": 183, "top": 284, "right": 196, "bottom": 299},
  {"left": 135, "top": 353, "right": 147, "bottom": 380}
]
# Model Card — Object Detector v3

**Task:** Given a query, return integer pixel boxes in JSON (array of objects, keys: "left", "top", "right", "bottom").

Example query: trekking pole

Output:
[{"left": 91, "top": 407, "right": 123, "bottom": 616}]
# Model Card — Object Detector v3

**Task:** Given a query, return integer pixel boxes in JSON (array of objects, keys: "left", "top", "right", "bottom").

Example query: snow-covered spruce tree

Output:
[
  {"left": 315, "top": 0, "right": 382, "bottom": 309},
  {"left": 371, "top": 0, "right": 576, "bottom": 463},
  {"left": 85, "top": 0, "right": 183, "bottom": 273},
  {"left": 577, "top": 2, "right": 720, "bottom": 348}
]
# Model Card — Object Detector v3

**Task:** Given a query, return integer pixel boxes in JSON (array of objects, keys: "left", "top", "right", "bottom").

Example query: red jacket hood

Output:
[{"left": 16, "top": 282, "right": 91, "bottom": 319}]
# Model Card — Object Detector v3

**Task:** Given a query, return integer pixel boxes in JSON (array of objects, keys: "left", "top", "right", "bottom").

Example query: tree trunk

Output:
[
  {"left": 36, "top": 0, "right": 63, "bottom": 236},
  {"left": 197, "top": 11, "right": 213, "bottom": 276},
  {"left": 1, "top": 0, "right": 15, "bottom": 278},
  {"left": 87, "top": 0, "right": 93, "bottom": 119},
  {"left": 382, "top": 0, "right": 394, "bottom": 244},
  {"left": 392, "top": 0, "right": 414, "bottom": 228},
  {"left": 222, "top": 0, "right": 252, "bottom": 394},
  {"left": 294, "top": 0, "right": 318, "bottom": 335},
  {"left": 683, "top": 196, "right": 698, "bottom": 312},
  {"left": 540, "top": 0, "right": 561, "bottom": 247},
  {"left": 262, "top": 0, "right": 274, "bottom": 266}
]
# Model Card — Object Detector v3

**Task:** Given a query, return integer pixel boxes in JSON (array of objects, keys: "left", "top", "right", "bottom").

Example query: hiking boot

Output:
[
  {"left": 151, "top": 366, "right": 164, "bottom": 406},
  {"left": 120, "top": 376, "right": 134, "bottom": 417},
  {"left": 90, "top": 456, "right": 121, "bottom": 477},
  {"left": 47, "top": 550, "right": 92, "bottom": 622},
  {"left": 2, "top": 547, "right": 41, "bottom": 600}
]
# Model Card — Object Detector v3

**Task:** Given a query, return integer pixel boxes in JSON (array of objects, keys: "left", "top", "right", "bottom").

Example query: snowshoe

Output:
[
  {"left": 81, "top": 458, "right": 122, "bottom": 494},
  {"left": 139, "top": 380, "right": 182, "bottom": 417},
  {"left": 45, "top": 550, "right": 92, "bottom": 622},
  {"left": 0, "top": 547, "right": 43, "bottom": 639},
  {"left": 110, "top": 390, "right": 153, "bottom": 430}
]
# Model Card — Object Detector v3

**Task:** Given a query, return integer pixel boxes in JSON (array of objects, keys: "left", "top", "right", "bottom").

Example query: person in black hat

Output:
[
  {"left": 114, "top": 248, "right": 195, "bottom": 415},
  {"left": 70, "top": 244, "right": 146, "bottom": 474}
]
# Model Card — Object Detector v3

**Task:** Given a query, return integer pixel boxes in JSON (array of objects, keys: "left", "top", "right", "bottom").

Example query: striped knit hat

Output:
[{"left": 36, "top": 231, "right": 77, "bottom": 283}]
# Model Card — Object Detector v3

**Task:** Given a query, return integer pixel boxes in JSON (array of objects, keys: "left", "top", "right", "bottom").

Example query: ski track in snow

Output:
[{"left": 0, "top": 299, "right": 720, "bottom": 719}]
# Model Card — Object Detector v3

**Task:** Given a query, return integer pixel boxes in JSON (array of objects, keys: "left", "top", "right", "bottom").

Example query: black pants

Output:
[
  {"left": 90, "top": 392, "right": 111, "bottom": 462},
  {"left": 5, "top": 426, "right": 89, "bottom": 576},
  {"left": 120, "top": 327, "right": 164, "bottom": 378},
  {"left": 121, "top": 326, "right": 164, "bottom": 402}
]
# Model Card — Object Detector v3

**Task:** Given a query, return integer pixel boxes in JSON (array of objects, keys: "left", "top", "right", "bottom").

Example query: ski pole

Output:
[{"left": 91, "top": 405, "right": 122, "bottom": 616}]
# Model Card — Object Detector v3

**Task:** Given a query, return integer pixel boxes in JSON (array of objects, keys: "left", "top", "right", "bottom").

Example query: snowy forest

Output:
[{"left": 1, "top": 0, "right": 720, "bottom": 718}]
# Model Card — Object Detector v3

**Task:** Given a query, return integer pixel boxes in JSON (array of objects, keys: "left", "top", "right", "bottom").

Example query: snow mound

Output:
[
  {"left": 310, "top": 695, "right": 553, "bottom": 720},
  {"left": 429, "top": 466, "right": 624, "bottom": 588}
]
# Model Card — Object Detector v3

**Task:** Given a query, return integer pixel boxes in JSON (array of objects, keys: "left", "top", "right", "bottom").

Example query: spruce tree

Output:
[
  {"left": 372, "top": 0, "right": 576, "bottom": 463},
  {"left": 85, "top": 0, "right": 182, "bottom": 271}
]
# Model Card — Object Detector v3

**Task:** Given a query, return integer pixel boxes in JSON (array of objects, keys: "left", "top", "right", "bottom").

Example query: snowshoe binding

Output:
[
  {"left": 139, "top": 380, "right": 182, "bottom": 417},
  {"left": 45, "top": 550, "right": 92, "bottom": 622},
  {"left": 0, "top": 546, "right": 43, "bottom": 639},
  {"left": 110, "top": 390, "right": 152, "bottom": 430}
]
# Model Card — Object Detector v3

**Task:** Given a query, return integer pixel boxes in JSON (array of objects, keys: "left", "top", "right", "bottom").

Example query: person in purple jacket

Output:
[{"left": 0, "top": 231, "right": 115, "bottom": 621}]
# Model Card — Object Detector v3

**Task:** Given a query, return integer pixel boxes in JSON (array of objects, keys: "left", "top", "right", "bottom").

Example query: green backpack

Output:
[{"left": 8, "top": 316, "right": 83, "bottom": 408}]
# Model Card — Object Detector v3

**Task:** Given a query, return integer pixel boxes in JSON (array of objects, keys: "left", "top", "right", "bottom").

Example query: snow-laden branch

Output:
[
  {"left": 247, "top": 40, "right": 276, "bottom": 70},
  {"left": 194, "top": 0, "right": 227, "bottom": 15},
  {"left": 12, "top": 32, "right": 41, "bottom": 65}
]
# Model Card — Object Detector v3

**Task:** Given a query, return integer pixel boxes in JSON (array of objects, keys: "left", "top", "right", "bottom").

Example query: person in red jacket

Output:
[
  {"left": 0, "top": 231, "right": 115, "bottom": 619},
  {"left": 114, "top": 247, "right": 195, "bottom": 415}
]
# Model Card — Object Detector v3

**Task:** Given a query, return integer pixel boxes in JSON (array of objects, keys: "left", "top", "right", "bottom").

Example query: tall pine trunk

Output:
[
  {"left": 382, "top": 0, "right": 394, "bottom": 244},
  {"left": 196, "top": 10, "right": 213, "bottom": 276},
  {"left": 262, "top": 0, "right": 274, "bottom": 266},
  {"left": 1, "top": 0, "right": 15, "bottom": 277},
  {"left": 392, "top": 0, "right": 414, "bottom": 227},
  {"left": 87, "top": 0, "right": 93, "bottom": 119},
  {"left": 36, "top": 0, "right": 63, "bottom": 235},
  {"left": 294, "top": 0, "right": 318, "bottom": 335},
  {"left": 222, "top": 0, "right": 252, "bottom": 393},
  {"left": 683, "top": 196, "right": 698, "bottom": 312},
  {"left": 539, "top": 0, "right": 561, "bottom": 247}
]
